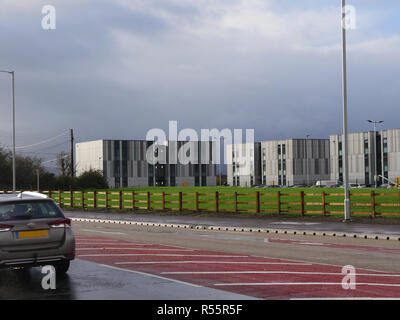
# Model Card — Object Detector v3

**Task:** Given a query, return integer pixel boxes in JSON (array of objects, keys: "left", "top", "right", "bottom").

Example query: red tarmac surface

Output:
[{"left": 75, "top": 235, "right": 400, "bottom": 299}]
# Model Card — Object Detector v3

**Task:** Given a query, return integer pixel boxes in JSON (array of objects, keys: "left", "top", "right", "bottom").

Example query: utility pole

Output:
[
  {"left": 341, "top": 0, "right": 351, "bottom": 222},
  {"left": 70, "top": 128, "right": 74, "bottom": 177},
  {"left": 0, "top": 70, "right": 16, "bottom": 193}
]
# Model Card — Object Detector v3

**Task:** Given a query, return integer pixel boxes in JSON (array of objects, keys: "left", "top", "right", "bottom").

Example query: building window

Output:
[
  {"left": 114, "top": 141, "right": 120, "bottom": 160},
  {"left": 114, "top": 161, "right": 120, "bottom": 178}
]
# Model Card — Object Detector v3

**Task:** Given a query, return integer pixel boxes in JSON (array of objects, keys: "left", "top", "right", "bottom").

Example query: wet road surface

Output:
[{"left": 0, "top": 258, "right": 256, "bottom": 300}]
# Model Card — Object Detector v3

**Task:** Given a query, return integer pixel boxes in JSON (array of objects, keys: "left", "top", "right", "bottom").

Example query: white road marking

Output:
[
  {"left": 76, "top": 247, "right": 194, "bottom": 251},
  {"left": 161, "top": 271, "right": 400, "bottom": 277},
  {"left": 75, "top": 238, "right": 120, "bottom": 242},
  {"left": 79, "top": 229, "right": 126, "bottom": 235},
  {"left": 76, "top": 242, "right": 150, "bottom": 245},
  {"left": 214, "top": 282, "right": 400, "bottom": 287},
  {"left": 270, "top": 222, "right": 320, "bottom": 225},
  {"left": 78, "top": 254, "right": 248, "bottom": 257},
  {"left": 97, "top": 263, "right": 201, "bottom": 288},
  {"left": 114, "top": 261, "right": 312, "bottom": 265},
  {"left": 292, "top": 298, "right": 400, "bottom": 300},
  {"left": 298, "top": 242, "right": 325, "bottom": 246}
]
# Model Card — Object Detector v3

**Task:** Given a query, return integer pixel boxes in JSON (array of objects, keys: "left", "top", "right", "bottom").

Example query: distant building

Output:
[
  {"left": 330, "top": 129, "right": 400, "bottom": 186},
  {"left": 260, "top": 139, "right": 330, "bottom": 186},
  {"left": 330, "top": 132, "right": 377, "bottom": 185},
  {"left": 76, "top": 140, "right": 217, "bottom": 188},
  {"left": 226, "top": 143, "right": 261, "bottom": 187},
  {"left": 381, "top": 129, "right": 400, "bottom": 184},
  {"left": 226, "top": 139, "right": 330, "bottom": 187}
]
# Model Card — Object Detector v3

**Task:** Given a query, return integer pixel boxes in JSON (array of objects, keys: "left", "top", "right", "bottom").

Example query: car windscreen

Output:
[{"left": 0, "top": 200, "right": 64, "bottom": 222}]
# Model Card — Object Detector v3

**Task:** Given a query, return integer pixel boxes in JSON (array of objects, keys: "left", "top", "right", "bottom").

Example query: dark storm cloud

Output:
[{"left": 0, "top": 0, "right": 399, "bottom": 156}]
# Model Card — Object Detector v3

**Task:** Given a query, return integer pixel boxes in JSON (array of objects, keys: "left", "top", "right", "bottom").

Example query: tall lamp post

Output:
[
  {"left": 306, "top": 135, "right": 310, "bottom": 186},
  {"left": 220, "top": 137, "right": 224, "bottom": 186},
  {"left": 341, "top": 0, "right": 351, "bottom": 221},
  {"left": 367, "top": 120, "right": 384, "bottom": 188},
  {"left": 0, "top": 70, "right": 16, "bottom": 193}
]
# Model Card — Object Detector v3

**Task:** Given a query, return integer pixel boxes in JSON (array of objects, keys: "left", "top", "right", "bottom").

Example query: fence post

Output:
[
  {"left": 132, "top": 191, "right": 135, "bottom": 211},
  {"left": 105, "top": 191, "right": 109, "bottom": 210},
  {"left": 371, "top": 190, "right": 376, "bottom": 218},
  {"left": 48, "top": 190, "right": 52, "bottom": 200},
  {"left": 70, "top": 190, "right": 73, "bottom": 208},
  {"left": 178, "top": 192, "right": 183, "bottom": 211},
  {"left": 162, "top": 192, "right": 166, "bottom": 211},
  {"left": 118, "top": 190, "right": 122, "bottom": 210},
  {"left": 93, "top": 190, "right": 97, "bottom": 209},
  {"left": 234, "top": 192, "right": 238, "bottom": 213},
  {"left": 195, "top": 192, "right": 199, "bottom": 212},
  {"left": 81, "top": 191, "right": 84, "bottom": 209},
  {"left": 147, "top": 192, "right": 151, "bottom": 211},
  {"left": 58, "top": 190, "right": 62, "bottom": 207},
  {"left": 300, "top": 191, "right": 305, "bottom": 216},
  {"left": 256, "top": 191, "right": 260, "bottom": 213},
  {"left": 215, "top": 191, "right": 219, "bottom": 213},
  {"left": 277, "top": 191, "right": 281, "bottom": 215},
  {"left": 321, "top": 191, "right": 326, "bottom": 216}
]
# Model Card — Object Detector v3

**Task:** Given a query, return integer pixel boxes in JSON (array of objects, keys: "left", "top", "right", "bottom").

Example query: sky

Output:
[{"left": 0, "top": 0, "right": 399, "bottom": 169}]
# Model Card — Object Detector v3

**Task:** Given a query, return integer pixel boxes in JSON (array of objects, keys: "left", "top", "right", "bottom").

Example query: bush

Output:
[
  {"left": 76, "top": 169, "right": 108, "bottom": 190},
  {"left": 53, "top": 175, "right": 77, "bottom": 190}
]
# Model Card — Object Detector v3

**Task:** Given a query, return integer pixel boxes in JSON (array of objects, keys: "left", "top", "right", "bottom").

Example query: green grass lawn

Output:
[{"left": 45, "top": 186, "right": 400, "bottom": 219}]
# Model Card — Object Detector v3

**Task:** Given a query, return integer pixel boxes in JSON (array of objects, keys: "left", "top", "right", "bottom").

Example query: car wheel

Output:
[{"left": 53, "top": 260, "right": 70, "bottom": 275}]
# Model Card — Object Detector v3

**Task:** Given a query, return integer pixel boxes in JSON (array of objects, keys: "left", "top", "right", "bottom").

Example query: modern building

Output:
[
  {"left": 330, "top": 129, "right": 400, "bottom": 186},
  {"left": 227, "top": 139, "right": 330, "bottom": 187},
  {"left": 330, "top": 132, "right": 377, "bottom": 185},
  {"left": 226, "top": 143, "right": 261, "bottom": 187},
  {"left": 381, "top": 129, "right": 400, "bottom": 184},
  {"left": 260, "top": 139, "right": 330, "bottom": 186},
  {"left": 76, "top": 140, "right": 217, "bottom": 188}
]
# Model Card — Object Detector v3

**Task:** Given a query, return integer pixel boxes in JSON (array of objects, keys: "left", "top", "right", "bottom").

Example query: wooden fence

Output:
[{"left": 2, "top": 190, "right": 400, "bottom": 218}]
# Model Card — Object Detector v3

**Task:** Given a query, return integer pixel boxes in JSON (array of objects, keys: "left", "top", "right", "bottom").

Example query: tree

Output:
[
  {"left": 57, "top": 151, "right": 72, "bottom": 176},
  {"left": 0, "top": 147, "right": 12, "bottom": 189},
  {"left": 76, "top": 169, "right": 108, "bottom": 190}
]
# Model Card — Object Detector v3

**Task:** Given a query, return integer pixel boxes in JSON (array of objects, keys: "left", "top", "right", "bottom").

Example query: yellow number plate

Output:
[{"left": 17, "top": 230, "right": 48, "bottom": 239}]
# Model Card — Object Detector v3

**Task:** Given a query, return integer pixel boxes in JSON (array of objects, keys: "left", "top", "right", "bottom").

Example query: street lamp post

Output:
[
  {"left": 341, "top": 0, "right": 351, "bottom": 221},
  {"left": 0, "top": 70, "right": 16, "bottom": 193},
  {"left": 306, "top": 135, "right": 310, "bottom": 186},
  {"left": 367, "top": 120, "right": 384, "bottom": 188},
  {"left": 220, "top": 137, "right": 223, "bottom": 186}
]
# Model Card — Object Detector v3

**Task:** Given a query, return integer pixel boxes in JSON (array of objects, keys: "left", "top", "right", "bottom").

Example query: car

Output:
[
  {"left": 0, "top": 191, "right": 75, "bottom": 274},
  {"left": 379, "top": 183, "right": 394, "bottom": 189}
]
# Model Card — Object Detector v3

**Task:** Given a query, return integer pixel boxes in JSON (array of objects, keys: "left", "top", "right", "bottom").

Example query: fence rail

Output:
[{"left": 2, "top": 190, "right": 400, "bottom": 217}]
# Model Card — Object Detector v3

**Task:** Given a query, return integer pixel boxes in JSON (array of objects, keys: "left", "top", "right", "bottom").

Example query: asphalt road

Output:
[
  {"left": 2, "top": 212, "right": 400, "bottom": 300},
  {"left": 0, "top": 256, "right": 255, "bottom": 300},
  {"left": 65, "top": 210, "right": 400, "bottom": 236}
]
